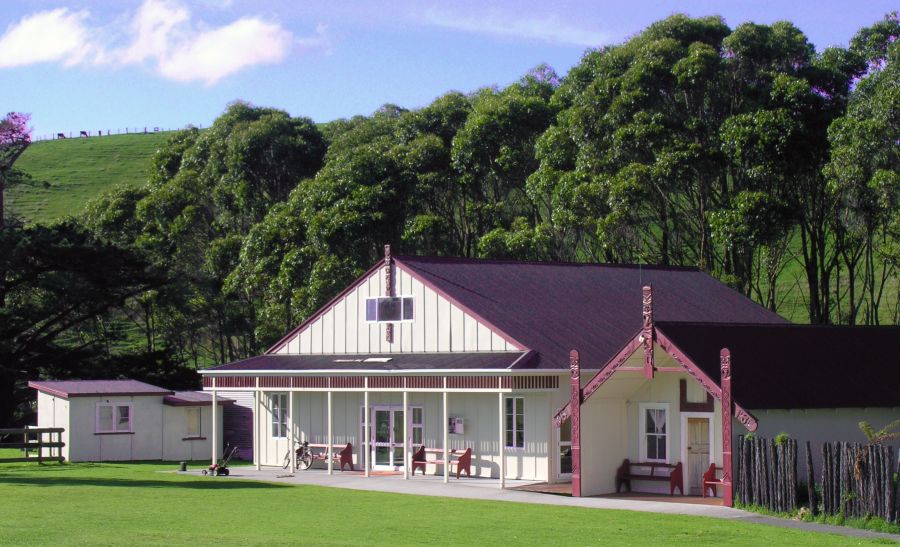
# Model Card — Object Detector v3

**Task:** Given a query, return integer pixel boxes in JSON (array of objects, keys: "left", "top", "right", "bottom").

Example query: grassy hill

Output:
[{"left": 8, "top": 132, "right": 171, "bottom": 225}]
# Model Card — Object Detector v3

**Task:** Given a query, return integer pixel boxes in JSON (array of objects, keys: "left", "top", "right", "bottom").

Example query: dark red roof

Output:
[
  {"left": 164, "top": 391, "right": 234, "bottom": 406},
  {"left": 656, "top": 322, "right": 900, "bottom": 409},
  {"left": 212, "top": 351, "right": 533, "bottom": 372},
  {"left": 395, "top": 256, "right": 787, "bottom": 369},
  {"left": 29, "top": 379, "right": 173, "bottom": 398}
]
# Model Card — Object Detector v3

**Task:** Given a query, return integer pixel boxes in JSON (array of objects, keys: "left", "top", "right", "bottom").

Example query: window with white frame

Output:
[
  {"left": 365, "top": 296, "right": 414, "bottom": 322},
  {"left": 186, "top": 407, "right": 201, "bottom": 438},
  {"left": 271, "top": 393, "right": 288, "bottom": 438},
  {"left": 505, "top": 397, "right": 524, "bottom": 449},
  {"left": 411, "top": 407, "right": 424, "bottom": 445},
  {"left": 639, "top": 403, "right": 669, "bottom": 462},
  {"left": 96, "top": 403, "right": 132, "bottom": 433}
]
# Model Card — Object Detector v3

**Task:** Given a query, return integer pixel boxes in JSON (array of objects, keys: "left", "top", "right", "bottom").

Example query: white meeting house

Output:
[{"left": 202, "top": 247, "right": 900, "bottom": 502}]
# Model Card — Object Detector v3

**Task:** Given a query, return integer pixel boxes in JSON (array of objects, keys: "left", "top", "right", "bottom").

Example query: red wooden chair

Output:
[
  {"left": 449, "top": 448, "right": 472, "bottom": 479},
  {"left": 702, "top": 463, "right": 723, "bottom": 497},
  {"left": 334, "top": 442, "right": 355, "bottom": 471},
  {"left": 411, "top": 446, "right": 427, "bottom": 475}
]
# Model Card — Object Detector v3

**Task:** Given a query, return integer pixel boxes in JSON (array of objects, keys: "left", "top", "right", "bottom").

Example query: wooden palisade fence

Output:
[
  {"left": 0, "top": 427, "right": 65, "bottom": 463},
  {"left": 735, "top": 436, "right": 798, "bottom": 513},
  {"left": 736, "top": 436, "right": 898, "bottom": 524},
  {"left": 821, "top": 442, "right": 896, "bottom": 523}
]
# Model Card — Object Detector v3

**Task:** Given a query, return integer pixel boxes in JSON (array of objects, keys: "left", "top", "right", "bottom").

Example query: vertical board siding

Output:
[
  {"left": 406, "top": 376, "right": 443, "bottom": 389},
  {"left": 259, "top": 376, "right": 292, "bottom": 388},
  {"left": 274, "top": 265, "right": 520, "bottom": 356},
  {"left": 512, "top": 376, "right": 559, "bottom": 390}
]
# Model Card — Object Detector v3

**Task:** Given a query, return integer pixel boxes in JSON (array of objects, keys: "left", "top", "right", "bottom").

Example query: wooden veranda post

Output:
[
  {"left": 569, "top": 349, "right": 582, "bottom": 497},
  {"left": 720, "top": 348, "right": 734, "bottom": 507},
  {"left": 211, "top": 379, "right": 218, "bottom": 465}
]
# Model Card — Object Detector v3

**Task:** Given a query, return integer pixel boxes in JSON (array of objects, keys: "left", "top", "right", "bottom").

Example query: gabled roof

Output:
[
  {"left": 164, "top": 391, "right": 234, "bottom": 406},
  {"left": 210, "top": 351, "right": 533, "bottom": 372},
  {"left": 29, "top": 379, "right": 173, "bottom": 399},
  {"left": 394, "top": 256, "right": 787, "bottom": 369},
  {"left": 656, "top": 322, "right": 900, "bottom": 409}
]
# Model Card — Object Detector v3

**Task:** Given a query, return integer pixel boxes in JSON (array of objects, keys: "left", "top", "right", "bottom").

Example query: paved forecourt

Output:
[{"left": 192, "top": 467, "right": 900, "bottom": 542}]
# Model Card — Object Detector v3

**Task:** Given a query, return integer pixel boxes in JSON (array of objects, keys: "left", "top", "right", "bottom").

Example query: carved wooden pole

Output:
[
  {"left": 384, "top": 244, "right": 394, "bottom": 344},
  {"left": 641, "top": 285, "right": 655, "bottom": 379},
  {"left": 720, "top": 348, "right": 734, "bottom": 507},
  {"left": 569, "top": 349, "right": 582, "bottom": 497}
]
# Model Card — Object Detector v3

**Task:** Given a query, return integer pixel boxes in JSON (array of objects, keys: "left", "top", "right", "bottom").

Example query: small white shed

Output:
[{"left": 29, "top": 379, "right": 229, "bottom": 462}]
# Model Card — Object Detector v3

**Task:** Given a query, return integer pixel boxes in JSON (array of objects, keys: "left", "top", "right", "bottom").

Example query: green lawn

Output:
[
  {"left": 0, "top": 456, "right": 890, "bottom": 546},
  {"left": 8, "top": 132, "right": 170, "bottom": 225}
]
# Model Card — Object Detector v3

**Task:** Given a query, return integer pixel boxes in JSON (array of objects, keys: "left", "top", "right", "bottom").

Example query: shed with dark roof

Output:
[{"left": 31, "top": 379, "right": 227, "bottom": 463}]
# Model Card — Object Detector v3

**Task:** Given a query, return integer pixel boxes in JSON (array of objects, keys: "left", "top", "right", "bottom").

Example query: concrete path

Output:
[{"left": 195, "top": 467, "right": 900, "bottom": 543}]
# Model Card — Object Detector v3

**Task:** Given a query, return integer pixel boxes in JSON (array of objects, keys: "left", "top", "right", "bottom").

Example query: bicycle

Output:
[{"left": 282, "top": 440, "right": 313, "bottom": 470}]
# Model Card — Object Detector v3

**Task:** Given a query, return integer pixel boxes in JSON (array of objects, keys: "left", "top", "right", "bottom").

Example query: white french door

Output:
[
  {"left": 362, "top": 405, "right": 424, "bottom": 471},
  {"left": 372, "top": 406, "right": 404, "bottom": 470}
]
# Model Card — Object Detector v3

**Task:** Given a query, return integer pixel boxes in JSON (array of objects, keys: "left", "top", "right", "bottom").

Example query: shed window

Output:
[
  {"left": 639, "top": 403, "right": 669, "bottom": 462},
  {"left": 365, "top": 296, "right": 414, "bottom": 322},
  {"left": 186, "top": 407, "right": 201, "bottom": 438},
  {"left": 96, "top": 403, "right": 133, "bottom": 433},
  {"left": 505, "top": 397, "right": 524, "bottom": 449},
  {"left": 271, "top": 393, "right": 288, "bottom": 438}
]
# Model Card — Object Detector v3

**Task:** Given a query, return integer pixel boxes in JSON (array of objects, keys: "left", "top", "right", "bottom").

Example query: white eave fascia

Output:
[{"left": 199, "top": 368, "right": 523, "bottom": 375}]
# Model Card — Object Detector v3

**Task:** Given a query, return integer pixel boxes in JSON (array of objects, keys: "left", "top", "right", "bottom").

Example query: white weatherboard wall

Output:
[
  {"left": 35, "top": 392, "right": 224, "bottom": 462},
  {"left": 35, "top": 391, "right": 70, "bottom": 461},
  {"left": 580, "top": 397, "right": 627, "bottom": 496},
  {"left": 254, "top": 390, "right": 552, "bottom": 480},
  {"left": 161, "top": 405, "right": 223, "bottom": 462},
  {"left": 275, "top": 265, "right": 518, "bottom": 355},
  {"left": 67, "top": 395, "right": 164, "bottom": 462}
]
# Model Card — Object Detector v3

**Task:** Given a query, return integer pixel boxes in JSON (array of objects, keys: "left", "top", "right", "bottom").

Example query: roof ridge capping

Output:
[
  {"left": 395, "top": 255, "right": 701, "bottom": 272},
  {"left": 656, "top": 321, "right": 900, "bottom": 330}
]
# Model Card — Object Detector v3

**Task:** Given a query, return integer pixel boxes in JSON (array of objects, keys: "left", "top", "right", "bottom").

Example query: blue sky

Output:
[{"left": 1, "top": 0, "right": 896, "bottom": 137}]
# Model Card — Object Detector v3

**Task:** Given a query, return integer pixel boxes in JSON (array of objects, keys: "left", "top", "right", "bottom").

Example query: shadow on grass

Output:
[{"left": 0, "top": 475, "right": 286, "bottom": 490}]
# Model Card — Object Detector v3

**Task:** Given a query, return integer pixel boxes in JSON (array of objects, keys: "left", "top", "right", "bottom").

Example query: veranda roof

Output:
[
  {"left": 163, "top": 391, "right": 234, "bottom": 406},
  {"left": 209, "top": 351, "right": 534, "bottom": 372},
  {"left": 656, "top": 322, "right": 900, "bottom": 410}
]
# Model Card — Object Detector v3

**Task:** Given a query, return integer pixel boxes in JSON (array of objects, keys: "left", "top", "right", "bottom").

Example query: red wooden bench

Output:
[
  {"left": 411, "top": 446, "right": 471, "bottom": 478},
  {"left": 411, "top": 445, "right": 427, "bottom": 475},
  {"left": 449, "top": 448, "right": 472, "bottom": 479},
  {"left": 308, "top": 442, "right": 355, "bottom": 471},
  {"left": 615, "top": 459, "right": 684, "bottom": 495},
  {"left": 702, "top": 463, "right": 724, "bottom": 497}
]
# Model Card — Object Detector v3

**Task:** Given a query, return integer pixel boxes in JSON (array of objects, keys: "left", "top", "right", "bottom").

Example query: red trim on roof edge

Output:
[
  {"left": 655, "top": 328, "right": 757, "bottom": 432},
  {"left": 393, "top": 257, "right": 527, "bottom": 351},
  {"left": 266, "top": 260, "right": 386, "bottom": 354},
  {"left": 551, "top": 328, "right": 758, "bottom": 432}
]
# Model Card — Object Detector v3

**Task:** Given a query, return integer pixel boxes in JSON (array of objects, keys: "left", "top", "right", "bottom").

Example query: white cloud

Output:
[
  {"left": 119, "top": 0, "right": 190, "bottom": 65},
  {"left": 158, "top": 17, "right": 293, "bottom": 85},
  {"left": 0, "top": 8, "right": 92, "bottom": 68},
  {"left": 422, "top": 9, "right": 608, "bottom": 47},
  {"left": 0, "top": 0, "right": 323, "bottom": 85}
]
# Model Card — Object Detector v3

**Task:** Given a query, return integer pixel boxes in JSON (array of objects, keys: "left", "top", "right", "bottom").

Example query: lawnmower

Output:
[{"left": 202, "top": 444, "right": 239, "bottom": 476}]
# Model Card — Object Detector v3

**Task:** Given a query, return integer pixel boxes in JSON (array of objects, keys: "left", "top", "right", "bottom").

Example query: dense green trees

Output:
[
  {"left": 0, "top": 223, "right": 191, "bottom": 427},
  {"left": 2, "top": 14, "right": 897, "bottom": 425},
  {"left": 82, "top": 12, "right": 900, "bottom": 364}
]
